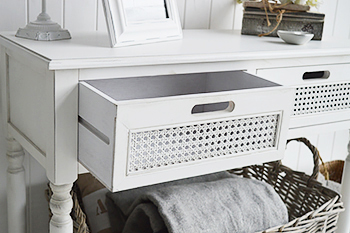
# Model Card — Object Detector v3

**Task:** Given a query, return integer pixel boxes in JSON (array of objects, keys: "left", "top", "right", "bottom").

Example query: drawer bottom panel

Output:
[{"left": 128, "top": 113, "right": 280, "bottom": 174}]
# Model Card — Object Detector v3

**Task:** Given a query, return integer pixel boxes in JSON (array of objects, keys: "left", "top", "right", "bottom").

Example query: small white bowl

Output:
[{"left": 277, "top": 30, "right": 314, "bottom": 45}]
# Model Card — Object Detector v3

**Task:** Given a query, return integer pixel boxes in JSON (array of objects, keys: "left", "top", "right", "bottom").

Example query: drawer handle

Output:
[
  {"left": 302, "top": 71, "right": 330, "bottom": 80},
  {"left": 191, "top": 101, "right": 235, "bottom": 114}
]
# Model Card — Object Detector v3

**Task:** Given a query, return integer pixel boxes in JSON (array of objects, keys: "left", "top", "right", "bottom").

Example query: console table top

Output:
[{"left": 1, "top": 30, "right": 350, "bottom": 70}]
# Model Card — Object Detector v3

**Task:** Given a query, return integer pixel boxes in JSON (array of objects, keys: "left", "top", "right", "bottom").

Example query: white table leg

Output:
[
  {"left": 7, "top": 137, "right": 26, "bottom": 233},
  {"left": 49, "top": 182, "right": 74, "bottom": 233},
  {"left": 338, "top": 132, "right": 350, "bottom": 233}
]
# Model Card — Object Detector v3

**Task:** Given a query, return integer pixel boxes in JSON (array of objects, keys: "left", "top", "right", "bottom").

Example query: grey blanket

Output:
[{"left": 106, "top": 172, "right": 288, "bottom": 233}]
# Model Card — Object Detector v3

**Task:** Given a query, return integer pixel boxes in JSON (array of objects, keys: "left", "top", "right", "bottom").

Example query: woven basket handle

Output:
[{"left": 286, "top": 137, "right": 321, "bottom": 182}]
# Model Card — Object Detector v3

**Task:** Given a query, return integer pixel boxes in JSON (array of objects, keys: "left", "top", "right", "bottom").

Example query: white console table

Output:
[{"left": 1, "top": 29, "right": 350, "bottom": 232}]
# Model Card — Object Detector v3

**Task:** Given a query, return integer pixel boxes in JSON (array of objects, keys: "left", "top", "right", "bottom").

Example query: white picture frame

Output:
[{"left": 102, "top": 0, "right": 183, "bottom": 47}]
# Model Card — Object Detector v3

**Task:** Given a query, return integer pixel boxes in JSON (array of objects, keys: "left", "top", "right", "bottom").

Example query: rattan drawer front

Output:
[
  {"left": 78, "top": 71, "right": 293, "bottom": 191},
  {"left": 293, "top": 82, "right": 350, "bottom": 115},
  {"left": 257, "top": 64, "right": 350, "bottom": 129},
  {"left": 128, "top": 114, "right": 280, "bottom": 174}
]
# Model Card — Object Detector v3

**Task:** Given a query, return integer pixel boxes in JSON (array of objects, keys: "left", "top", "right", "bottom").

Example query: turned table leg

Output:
[
  {"left": 49, "top": 182, "right": 74, "bottom": 233},
  {"left": 7, "top": 137, "right": 26, "bottom": 233},
  {"left": 338, "top": 133, "right": 350, "bottom": 233}
]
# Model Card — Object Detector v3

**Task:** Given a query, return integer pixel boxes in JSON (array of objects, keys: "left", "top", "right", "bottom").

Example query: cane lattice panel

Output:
[
  {"left": 128, "top": 114, "right": 280, "bottom": 174},
  {"left": 293, "top": 82, "right": 350, "bottom": 115}
]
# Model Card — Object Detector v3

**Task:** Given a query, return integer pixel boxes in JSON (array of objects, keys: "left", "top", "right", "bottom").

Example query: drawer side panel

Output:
[{"left": 79, "top": 83, "right": 118, "bottom": 189}]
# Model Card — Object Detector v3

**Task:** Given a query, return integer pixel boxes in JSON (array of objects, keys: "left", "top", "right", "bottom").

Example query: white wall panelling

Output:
[
  {"left": 332, "top": 0, "right": 350, "bottom": 39},
  {"left": 2, "top": 0, "right": 349, "bottom": 35},
  {"left": 317, "top": 0, "right": 338, "bottom": 38},
  {"left": 0, "top": 0, "right": 26, "bottom": 31},
  {"left": 210, "top": 0, "right": 236, "bottom": 29},
  {"left": 183, "top": 0, "right": 213, "bottom": 29},
  {"left": 0, "top": 0, "right": 350, "bottom": 232},
  {"left": 97, "top": 0, "right": 107, "bottom": 31},
  {"left": 65, "top": 0, "right": 98, "bottom": 32}
]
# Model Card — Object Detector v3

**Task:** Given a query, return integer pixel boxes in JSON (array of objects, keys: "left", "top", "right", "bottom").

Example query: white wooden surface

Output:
[
  {"left": 49, "top": 183, "right": 73, "bottom": 233},
  {"left": 79, "top": 74, "right": 293, "bottom": 191},
  {"left": 0, "top": 0, "right": 350, "bottom": 232},
  {"left": 6, "top": 138, "right": 26, "bottom": 233},
  {"left": 103, "top": 0, "right": 183, "bottom": 47}
]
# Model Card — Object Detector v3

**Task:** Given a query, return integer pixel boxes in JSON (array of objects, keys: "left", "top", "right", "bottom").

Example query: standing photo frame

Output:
[{"left": 102, "top": 0, "right": 183, "bottom": 47}]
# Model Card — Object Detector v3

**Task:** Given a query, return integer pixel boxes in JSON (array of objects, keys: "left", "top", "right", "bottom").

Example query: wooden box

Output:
[
  {"left": 78, "top": 71, "right": 294, "bottom": 192},
  {"left": 241, "top": 7, "right": 325, "bottom": 40}
]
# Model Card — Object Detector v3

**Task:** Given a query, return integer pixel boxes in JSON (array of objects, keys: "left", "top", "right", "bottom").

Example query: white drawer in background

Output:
[
  {"left": 78, "top": 71, "right": 294, "bottom": 192},
  {"left": 257, "top": 64, "right": 350, "bottom": 129}
]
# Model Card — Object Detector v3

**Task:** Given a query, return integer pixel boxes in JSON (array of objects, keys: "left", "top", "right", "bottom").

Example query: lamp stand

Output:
[{"left": 16, "top": 0, "right": 71, "bottom": 41}]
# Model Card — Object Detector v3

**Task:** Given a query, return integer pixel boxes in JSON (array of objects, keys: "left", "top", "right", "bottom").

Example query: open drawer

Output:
[
  {"left": 257, "top": 64, "right": 350, "bottom": 129},
  {"left": 78, "top": 71, "right": 294, "bottom": 191}
]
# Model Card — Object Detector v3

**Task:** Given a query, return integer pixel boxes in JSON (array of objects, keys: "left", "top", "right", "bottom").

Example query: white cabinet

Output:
[
  {"left": 2, "top": 29, "right": 350, "bottom": 232},
  {"left": 79, "top": 70, "right": 294, "bottom": 191}
]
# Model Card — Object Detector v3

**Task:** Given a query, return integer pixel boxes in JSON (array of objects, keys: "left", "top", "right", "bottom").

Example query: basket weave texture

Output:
[
  {"left": 47, "top": 138, "right": 344, "bottom": 233},
  {"left": 319, "top": 160, "right": 345, "bottom": 184},
  {"left": 230, "top": 138, "right": 344, "bottom": 233}
]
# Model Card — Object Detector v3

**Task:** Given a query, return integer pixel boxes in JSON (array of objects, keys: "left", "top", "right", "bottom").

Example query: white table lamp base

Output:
[{"left": 16, "top": 0, "right": 70, "bottom": 41}]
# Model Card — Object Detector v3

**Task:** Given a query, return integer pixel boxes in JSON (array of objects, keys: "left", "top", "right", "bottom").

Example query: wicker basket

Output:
[
  {"left": 230, "top": 137, "right": 344, "bottom": 232},
  {"left": 47, "top": 138, "right": 344, "bottom": 233},
  {"left": 319, "top": 160, "right": 345, "bottom": 184}
]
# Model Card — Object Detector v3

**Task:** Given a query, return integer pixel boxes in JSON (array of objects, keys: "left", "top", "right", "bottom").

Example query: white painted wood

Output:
[
  {"left": 79, "top": 72, "right": 293, "bottom": 191},
  {"left": 28, "top": 0, "right": 42, "bottom": 23},
  {"left": 1, "top": 11, "right": 350, "bottom": 229},
  {"left": 257, "top": 63, "right": 350, "bottom": 85},
  {"left": 332, "top": 0, "right": 350, "bottom": 39},
  {"left": 8, "top": 55, "right": 48, "bottom": 154},
  {"left": 7, "top": 124, "right": 46, "bottom": 168},
  {"left": 0, "top": 0, "right": 27, "bottom": 31},
  {"left": 338, "top": 133, "right": 350, "bottom": 233},
  {"left": 0, "top": 1, "right": 350, "bottom": 232},
  {"left": 97, "top": 0, "right": 107, "bottom": 32},
  {"left": 3, "top": 30, "right": 350, "bottom": 71},
  {"left": 0, "top": 44, "right": 9, "bottom": 233},
  {"left": 49, "top": 182, "right": 73, "bottom": 233},
  {"left": 287, "top": 121, "right": 350, "bottom": 139},
  {"left": 6, "top": 137, "right": 26, "bottom": 233},
  {"left": 64, "top": 0, "right": 97, "bottom": 32},
  {"left": 209, "top": 0, "right": 235, "bottom": 30},
  {"left": 46, "top": 70, "right": 78, "bottom": 184},
  {"left": 28, "top": 155, "right": 49, "bottom": 233},
  {"left": 316, "top": 0, "right": 338, "bottom": 38},
  {"left": 176, "top": 0, "right": 186, "bottom": 28},
  {"left": 45, "top": 0, "right": 64, "bottom": 28},
  {"left": 233, "top": 3, "right": 243, "bottom": 30},
  {"left": 257, "top": 64, "right": 350, "bottom": 129},
  {"left": 331, "top": 130, "right": 349, "bottom": 160},
  {"left": 103, "top": 0, "right": 182, "bottom": 47},
  {"left": 184, "top": 0, "right": 212, "bottom": 29},
  {"left": 316, "top": 132, "right": 335, "bottom": 162}
]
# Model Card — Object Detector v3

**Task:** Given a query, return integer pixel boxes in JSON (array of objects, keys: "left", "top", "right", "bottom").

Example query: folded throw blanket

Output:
[{"left": 106, "top": 172, "right": 288, "bottom": 233}]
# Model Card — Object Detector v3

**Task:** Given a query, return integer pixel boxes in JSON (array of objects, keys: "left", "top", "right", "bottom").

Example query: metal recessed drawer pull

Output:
[
  {"left": 302, "top": 71, "right": 330, "bottom": 80},
  {"left": 78, "top": 70, "right": 293, "bottom": 192}
]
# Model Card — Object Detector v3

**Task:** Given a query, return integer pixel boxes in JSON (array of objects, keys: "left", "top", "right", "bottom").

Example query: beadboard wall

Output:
[{"left": 0, "top": 0, "right": 350, "bottom": 232}]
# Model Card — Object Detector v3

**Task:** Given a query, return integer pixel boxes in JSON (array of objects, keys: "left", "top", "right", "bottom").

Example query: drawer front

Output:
[
  {"left": 127, "top": 113, "right": 280, "bottom": 174},
  {"left": 257, "top": 64, "right": 350, "bottom": 128},
  {"left": 79, "top": 72, "right": 294, "bottom": 191}
]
